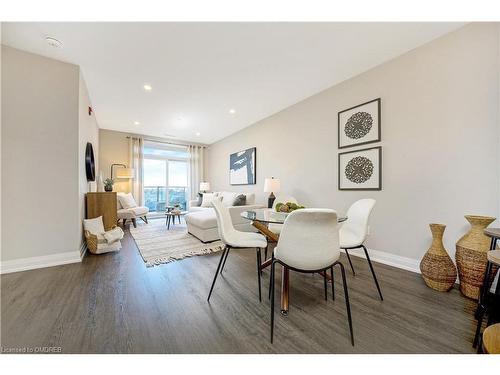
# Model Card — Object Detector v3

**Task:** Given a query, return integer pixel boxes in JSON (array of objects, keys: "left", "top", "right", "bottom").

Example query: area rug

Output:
[{"left": 129, "top": 219, "right": 224, "bottom": 267}]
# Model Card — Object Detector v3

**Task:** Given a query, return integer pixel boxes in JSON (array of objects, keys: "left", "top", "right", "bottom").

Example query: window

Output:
[{"left": 143, "top": 142, "right": 189, "bottom": 212}]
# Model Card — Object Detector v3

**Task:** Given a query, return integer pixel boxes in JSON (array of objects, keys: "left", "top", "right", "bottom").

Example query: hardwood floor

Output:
[{"left": 1, "top": 221, "right": 477, "bottom": 353}]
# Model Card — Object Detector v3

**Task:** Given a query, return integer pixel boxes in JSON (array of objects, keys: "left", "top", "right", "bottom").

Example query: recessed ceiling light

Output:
[
  {"left": 229, "top": 109, "right": 236, "bottom": 114},
  {"left": 164, "top": 133, "right": 177, "bottom": 138},
  {"left": 195, "top": 132, "right": 201, "bottom": 136},
  {"left": 143, "top": 84, "right": 152, "bottom": 91},
  {"left": 134, "top": 121, "right": 140, "bottom": 125},
  {"left": 45, "top": 36, "right": 62, "bottom": 48}
]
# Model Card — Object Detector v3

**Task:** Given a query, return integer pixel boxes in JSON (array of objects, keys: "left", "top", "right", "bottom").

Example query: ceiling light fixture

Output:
[
  {"left": 134, "top": 121, "right": 140, "bottom": 125},
  {"left": 45, "top": 36, "right": 63, "bottom": 48},
  {"left": 229, "top": 109, "right": 236, "bottom": 114},
  {"left": 143, "top": 84, "right": 152, "bottom": 91}
]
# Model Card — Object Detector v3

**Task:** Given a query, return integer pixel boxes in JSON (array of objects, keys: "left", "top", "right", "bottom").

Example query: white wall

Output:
[
  {"left": 99, "top": 129, "right": 132, "bottom": 193},
  {"left": 78, "top": 72, "right": 99, "bottom": 255},
  {"left": 207, "top": 23, "right": 500, "bottom": 266},
  {"left": 1, "top": 46, "right": 81, "bottom": 266}
]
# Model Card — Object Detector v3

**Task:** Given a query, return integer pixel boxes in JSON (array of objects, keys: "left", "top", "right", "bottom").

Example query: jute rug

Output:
[{"left": 129, "top": 218, "right": 224, "bottom": 267}]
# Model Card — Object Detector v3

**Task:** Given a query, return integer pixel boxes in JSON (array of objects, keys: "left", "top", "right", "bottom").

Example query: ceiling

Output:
[{"left": 1, "top": 22, "right": 464, "bottom": 144}]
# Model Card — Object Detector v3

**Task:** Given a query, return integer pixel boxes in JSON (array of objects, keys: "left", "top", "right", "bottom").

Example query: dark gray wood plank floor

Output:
[{"left": 1, "top": 221, "right": 478, "bottom": 353}]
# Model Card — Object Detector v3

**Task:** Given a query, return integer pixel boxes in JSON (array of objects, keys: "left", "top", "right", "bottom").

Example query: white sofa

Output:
[{"left": 186, "top": 192, "right": 263, "bottom": 243}]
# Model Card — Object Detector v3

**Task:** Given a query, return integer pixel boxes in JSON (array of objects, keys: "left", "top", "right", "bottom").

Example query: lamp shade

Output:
[
  {"left": 115, "top": 168, "right": 135, "bottom": 179},
  {"left": 199, "top": 182, "right": 210, "bottom": 191},
  {"left": 264, "top": 178, "right": 280, "bottom": 193}
]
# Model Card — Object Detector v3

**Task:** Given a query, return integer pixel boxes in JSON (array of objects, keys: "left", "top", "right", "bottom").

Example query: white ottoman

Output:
[{"left": 185, "top": 210, "right": 220, "bottom": 243}]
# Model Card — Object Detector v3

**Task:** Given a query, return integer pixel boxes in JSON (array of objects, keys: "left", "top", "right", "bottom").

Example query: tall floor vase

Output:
[
  {"left": 455, "top": 215, "right": 496, "bottom": 300},
  {"left": 420, "top": 224, "right": 457, "bottom": 292}
]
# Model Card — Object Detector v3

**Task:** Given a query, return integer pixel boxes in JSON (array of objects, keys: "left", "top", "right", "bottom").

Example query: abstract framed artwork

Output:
[
  {"left": 338, "top": 146, "right": 382, "bottom": 191},
  {"left": 338, "top": 98, "right": 381, "bottom": 149},
  {"left": 229, "top": 147, "right": 256, "bottom": 185}
]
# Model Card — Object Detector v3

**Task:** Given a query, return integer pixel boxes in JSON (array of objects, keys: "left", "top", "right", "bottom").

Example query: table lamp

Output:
[
  {"left": 264, "top": 177, "right": 280, "bottom": 208},
  {"left": 199, "top": 182, "right": 210, "bottom": 193}
]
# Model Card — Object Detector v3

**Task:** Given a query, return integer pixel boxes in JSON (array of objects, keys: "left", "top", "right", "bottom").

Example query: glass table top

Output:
[{"left": 240, "top": 208, "right": 347, "bottom": 224}]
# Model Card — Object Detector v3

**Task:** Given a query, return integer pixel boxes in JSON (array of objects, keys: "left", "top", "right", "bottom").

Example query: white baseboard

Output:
[
  {"left": 0, "top": 251, "right": 82, "bottom": 274},
  {"left": 342, "top": 247, "right": 421, "bottom": 274}
]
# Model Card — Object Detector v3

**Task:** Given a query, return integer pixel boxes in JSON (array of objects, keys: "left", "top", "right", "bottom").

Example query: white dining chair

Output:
[
  {"left": 269, "top": 209, "right": 354, "bottom": 345},
  {"left": 264, "top": 195, "right": 298, "bottom": 260},
  {"left": 207, "top": 198, "right": 268, "bottom": 302},
  {"left": 339, "top": 199, "right": 383, "bottom": 301}
]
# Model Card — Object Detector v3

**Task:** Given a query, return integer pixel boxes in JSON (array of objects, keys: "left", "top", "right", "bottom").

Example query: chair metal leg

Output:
[
  {"left": 473, "top": 310, "right": 485, "bottom": 348},
  {"left": 344, "top": 248, "right": 356, "bottom": 276},
  {"left": 362, "top": 245, "right": 383, "bottom": 301},
  {"left": 220, "top": 246, "right": 231, "bottom": 274},
  {"left": 207, "top": 247, "right": 228, "bottom": 302},
  {"left": 323, "top": 271, "right": 328, "bottom": 301},
  {"left": 330, "top": 267, "right": 335, "bottom": 300},
  {"left": 269, "top": 252, "right": 275, "bottom": 300},
  {"left": 256, "top": 248, "right": 262, "bottom": 302},
  {"left": 338, "top": 261, "right": 354, "bottom": 346},
  {"left": 264, "top": 243, "right": 268, "bottom": 261},
  {"left": 270, "top": 261, "right": 276, "bottom": 343}
]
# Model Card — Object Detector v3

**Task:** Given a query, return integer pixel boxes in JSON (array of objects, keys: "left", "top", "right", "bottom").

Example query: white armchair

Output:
[{"left": 116, "top": 192, "right": 149, "bottom": 228}]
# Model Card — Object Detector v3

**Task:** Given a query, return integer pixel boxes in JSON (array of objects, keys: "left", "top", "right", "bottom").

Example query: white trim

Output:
[
  {"left": 342, "top": 247, "right": 421, "bottom": 274},
  {"left": 0, "top": 251, "right": 82, "bottom": 274}
]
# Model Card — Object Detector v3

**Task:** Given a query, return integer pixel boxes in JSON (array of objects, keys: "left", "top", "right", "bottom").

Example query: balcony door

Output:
[{"left": 143, "top": 142, "right": 189, "bottom": 213}]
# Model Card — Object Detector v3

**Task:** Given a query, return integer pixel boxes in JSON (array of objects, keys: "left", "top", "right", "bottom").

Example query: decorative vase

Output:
[
  {"left": 420, "top": 224, "right": 457, "bottom": 292},
  {"left": 104, "top": 185, "right": 113, "bottom": 192},
  {"left": 455, "top": 215, "right": 496, "bottom": 300}
]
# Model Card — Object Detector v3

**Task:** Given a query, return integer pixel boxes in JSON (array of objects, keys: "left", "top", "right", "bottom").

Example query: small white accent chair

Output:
[
  {"left": 269, "top": 209, "right": 354, "bottom": 345},
  {"left": 207, "top": 198, "right": 268, "bottom": 302},
  {"left": 339, "top": 198, "right": 383, "bottom": 301}
]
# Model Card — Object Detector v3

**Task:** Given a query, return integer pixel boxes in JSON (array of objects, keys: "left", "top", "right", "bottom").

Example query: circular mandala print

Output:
[
  {"left": 344, "top": 111, "right": 373, "bottom": 139},
  {"left": 345, "top": 156, "right": 374, "bottom": 184}
]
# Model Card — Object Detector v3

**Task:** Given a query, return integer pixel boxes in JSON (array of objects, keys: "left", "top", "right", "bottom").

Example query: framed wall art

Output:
[
  {"left": 338, "top": 146, "right": 381, "bottom": 190},
  {"left": 229, "top": 147, "right": 256, "bottom": 185},
  {"left": 338, "top": 98, "right": 381, "bottom": 149}
]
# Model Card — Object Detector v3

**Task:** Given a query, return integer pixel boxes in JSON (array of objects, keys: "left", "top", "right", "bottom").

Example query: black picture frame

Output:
[
  {"left": 229, "top": 147, "right": 257, "bottom": 185},
  {"left": 338, "top": 98, "right": 381, "bottom": 149},
  {"left": 338, "top": 146, "right": 382, "bottom": 191}
]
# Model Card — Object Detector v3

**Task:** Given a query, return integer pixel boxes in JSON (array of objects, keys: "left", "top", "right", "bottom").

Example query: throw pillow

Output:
[
  {"left": 201, "top": 192, "right": 217, "bottom": 207},
  {"left": 220, "top": 191, "right": 237, "bottom": 206},
  {"left": 83, "top": 216, "right": 105, "bottom": 235},
  {"left": 118, "top": 192, "right": 137, "bottom": 209},
  {"left": 196, "top": 192, "right": 203, "bottom": 206},
  {"left": 232, "top": 194, "right": 247, "bottom": 206}
]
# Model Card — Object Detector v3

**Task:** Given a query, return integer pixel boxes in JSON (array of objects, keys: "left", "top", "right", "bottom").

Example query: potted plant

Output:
[{"left": 104, "top": 178, "right": 114, "bottom": 192}]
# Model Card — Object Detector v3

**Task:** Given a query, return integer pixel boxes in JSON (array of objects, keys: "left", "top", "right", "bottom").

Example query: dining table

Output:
[{"left": 240, "top": 208, "right": 347, "bottom": 315}]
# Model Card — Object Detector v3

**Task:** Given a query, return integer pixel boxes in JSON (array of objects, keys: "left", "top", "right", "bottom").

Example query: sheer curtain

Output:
[
  {"left": 129, "top": 136, "right": 144, "bottom": 205},
  {"left": 188, "top": 145, "right": 205, "bottom": 200}
]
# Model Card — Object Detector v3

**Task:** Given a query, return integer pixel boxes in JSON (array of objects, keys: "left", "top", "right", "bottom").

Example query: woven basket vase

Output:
[
  {"left": 420, "top": 224, "right": 457, "bottom": 292},
  {"left": 455, "top": 215, "right": 496, "bottom": 300}
]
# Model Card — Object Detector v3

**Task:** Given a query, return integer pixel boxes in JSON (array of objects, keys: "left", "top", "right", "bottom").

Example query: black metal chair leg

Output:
[
  {"left": 344, "top": 249, "right": 356, "bottom": 276},
  {"left": 330, "top": 267, "right": 335, "bottom": 300},
  {"left": 338, "top": 262, "right": 354, "bottom": 346},
  {"left": 270, "top": 261, "right": 276, "bottom": 343},
  {"left": 269, "top": 253, "right": 275, "bottom": 299},
  {"left": 323, "top": 272, "right": 328, "bottom": 301},
  {"left": 256, "top": 248, "right": 262, "bottom": 302},
  {"left": 362, "top": 245, "right": 383, "bottom": 301},
  {"left": 207, "top": 247, "right": 227, "bottom": 302},
  {"left": 265, "top": 243, "right": 268, "bottom": 261},
  {"left": 473, "top": 311, "right": 485, "bottom": 348},
  {"left": 220, "top": 246, "right": 231, "bottom": 274}
]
